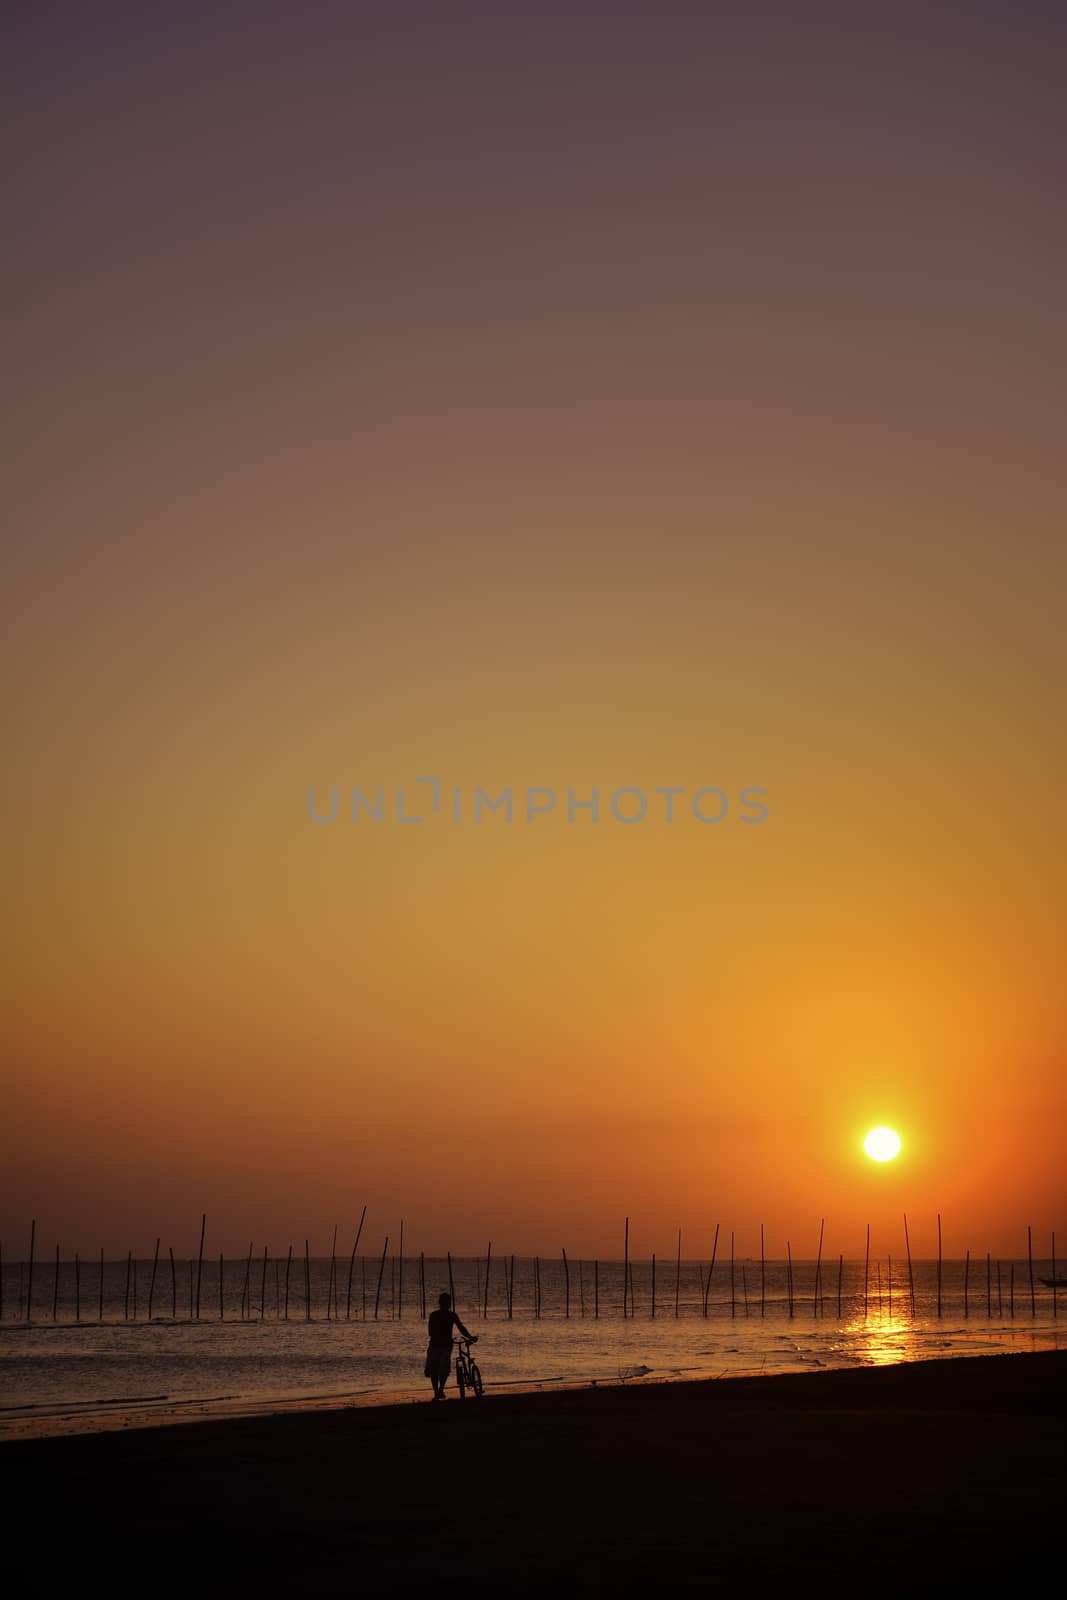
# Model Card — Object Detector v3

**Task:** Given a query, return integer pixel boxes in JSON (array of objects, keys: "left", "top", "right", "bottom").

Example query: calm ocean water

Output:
[{"left": 1, "top": 1256, "right": 1061, "bottom": 1437}]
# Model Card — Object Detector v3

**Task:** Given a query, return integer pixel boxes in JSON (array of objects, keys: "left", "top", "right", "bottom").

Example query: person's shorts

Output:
[{"left": 424, "top": 1344, "right": 451, "bottom": 1381}]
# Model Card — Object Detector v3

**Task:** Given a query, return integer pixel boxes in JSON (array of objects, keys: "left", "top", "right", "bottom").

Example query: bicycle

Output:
[{"left": 454, "top": 1335, "right": 483, "bottom": 1399}]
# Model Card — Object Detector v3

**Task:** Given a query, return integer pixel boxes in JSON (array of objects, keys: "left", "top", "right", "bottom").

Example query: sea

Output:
[{"left": 1, "top": 1254, "right": 1062, "bottom": 1438}]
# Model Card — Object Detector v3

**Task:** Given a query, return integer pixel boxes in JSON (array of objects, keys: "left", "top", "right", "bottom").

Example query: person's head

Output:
[{"left": 438, "top": 1292, "right": 451, "bottom": 1310}]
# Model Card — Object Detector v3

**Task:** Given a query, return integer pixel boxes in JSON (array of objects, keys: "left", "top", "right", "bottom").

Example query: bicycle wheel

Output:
[
  {"left": 455, "top": 1362, "right": 466, "bottom": 1399},
  {"left": 469, "top": 1362, "right": 484, "bottom": 1398}
]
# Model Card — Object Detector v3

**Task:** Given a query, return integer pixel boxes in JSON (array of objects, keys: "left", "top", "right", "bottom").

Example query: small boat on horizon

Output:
[{"left": 1039, "top": 1276, "right": 1067, "bottom": 1289}]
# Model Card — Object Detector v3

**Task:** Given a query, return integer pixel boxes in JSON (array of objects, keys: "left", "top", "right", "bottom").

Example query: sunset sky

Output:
[{"left": 5, "top": 3, "right": 1065, "bottom": 1263}]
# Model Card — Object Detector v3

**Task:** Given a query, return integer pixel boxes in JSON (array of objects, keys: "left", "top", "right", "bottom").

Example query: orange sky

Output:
[{"left": 4, "top": 5, "right": 1065, "bottom": 1260}]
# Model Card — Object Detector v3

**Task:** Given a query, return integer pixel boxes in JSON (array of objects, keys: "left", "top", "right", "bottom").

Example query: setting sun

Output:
[{"left": 863, "top": 1126, "right": 902, "bottom": 1162}]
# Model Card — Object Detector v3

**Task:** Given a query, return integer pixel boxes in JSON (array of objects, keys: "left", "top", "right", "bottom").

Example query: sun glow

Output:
[{"left": 863, "top": 1126, "right": 902, "bottom": 1162}]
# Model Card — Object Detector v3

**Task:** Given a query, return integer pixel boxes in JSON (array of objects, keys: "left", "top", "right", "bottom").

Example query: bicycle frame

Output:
[{"left": 454, "top": 1336, "right": 483, "bottom": 1398}]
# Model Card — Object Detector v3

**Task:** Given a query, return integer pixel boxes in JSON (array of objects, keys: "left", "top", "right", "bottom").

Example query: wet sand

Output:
[{"left": 7, "top": 1350, "right": 1064, "bottom": 1591}]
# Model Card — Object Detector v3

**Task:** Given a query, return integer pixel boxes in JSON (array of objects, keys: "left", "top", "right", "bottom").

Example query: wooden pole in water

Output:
[
  {"left": 675, "top": 1229, "right": 681, "bottom": 1319},
  {"left": 986, "top": 1251, "right": 992, "bottom": 1317},
  {"left": 964, "top": 1249, "right": 970, "bottom": 1318},
  {"left": 887, "top": 1254, "right": 892, "bottom": 1318},
  {"left": 195, "top": 1214, "right": 206, "bottom": 1321},
  {"left": 1009, "top": 1262, "right": 1015, "bottom": 1317},
  {"left": 260, "top": 1246, "right": 268, "bottom": 1319},
  {"left": 903, "top": 1213, "right": 916, "bottom": 1315},
  {"left": 124, "top": 1251, "right": 131, "bottom": 1321},
  {"left": 651, "top": 1253, "right": 656, "bottom": 1319},
  {"left": 623, "top": 1218, "right": 629, "bottom": 1319},
  {"left": 167, "top": 1247, "right": 175, "bottom": 1320},
  {"left": 786, "top": 1241, "right": 794, "bottom": 1318},
  {"left": 594, "top": 1259, "right": 599, "bottom": 1319},
  {"left": 1027, "top": 1225, "right": 1035, "bottom": 1317},
  {"left": 997, "top": 1259, "right": 1002, "bottom": 1316},
  {"left": 864, "top": 1224, "right": 870, "bottom": 1320},
  {"left": 1052, "top": 1233, "right": 1058, "bottom": 1320},
  {"left": 346, "top": 1207, "right": 367, "bottom": 1320},
  {"left": 730, "top": 1232, "right": 735, "bottom": 1318},
  {"left": 936, "top": 1213, "right": 942, "bottom": 1317},
  {"left": 241, "top": 1242, "right": 253, "bottom": 1320},
  {"left": 760, "top": 1223, "right": 765, "bottom": 1318},
  {"left": 484, "top": 1241, "right": 492, "bottom": 1320},
  {"left": 304, "top": 1239, "right": 311, "bottom": 1321},
  {"left": 236, "top": 1244, "right": 248, "bottom": 1317},
  {"left": 374, "top": 1237, "right": 389, "bottom": 1320},
  {"left": 561, "top": 1248, "right": 569, "bottom": 1318},
  {"left": 398, "top": 1221, "right": 404, "bottom": 1321},
  {"left": 837, "top": 1253, "right": 843, "bottom": 1319},
  {"left": 53, "top": 1244, "right": 60, "bottom": 1322},
  {"left": 148, "top": 1238, "right": 160, "bottom": 1321},
  {"left": 27, "top": 1220, "right": 35, "bottom": 1323},
  {"left": 813, "top": 1219, "right": 824, "bottom": 1318},
  {"left": 703, "top": 1223, "right": 720, "bottom": 1318}
]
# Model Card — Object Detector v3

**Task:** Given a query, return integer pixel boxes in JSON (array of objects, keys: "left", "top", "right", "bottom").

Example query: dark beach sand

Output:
[{"left": 7, "top": 1351, "right": 1064, "bottom": 1592}]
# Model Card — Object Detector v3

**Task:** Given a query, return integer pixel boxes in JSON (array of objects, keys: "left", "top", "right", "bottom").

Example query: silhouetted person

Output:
[{"left": 424, "top": 1291, "right": 475, "bottom": 1400}]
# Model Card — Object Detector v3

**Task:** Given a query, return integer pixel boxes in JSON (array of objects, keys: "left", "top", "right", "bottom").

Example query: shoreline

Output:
[
  {"left": 5, "top": 1328, "right": 1062, "bottom": 1443},
  {"left": 9, "top": 1349, "right": 1065, "bottom": 1588},
  {"left": 0, "top": 1361, "right": 839, "bottom": 1444},
  {"left": 0, "top": 1365, "right": 808, "bottom": 1444}
]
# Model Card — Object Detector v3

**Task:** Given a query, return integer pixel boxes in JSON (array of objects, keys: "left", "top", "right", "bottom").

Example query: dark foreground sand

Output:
[{"left": 7, "top": 1351, "right": 1064, "bottom": 1592}]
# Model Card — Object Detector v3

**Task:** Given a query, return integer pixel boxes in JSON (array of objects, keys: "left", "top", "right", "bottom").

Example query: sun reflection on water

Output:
[{"left": 843, "top": 1313, "right": 922, "bottom": 1367}]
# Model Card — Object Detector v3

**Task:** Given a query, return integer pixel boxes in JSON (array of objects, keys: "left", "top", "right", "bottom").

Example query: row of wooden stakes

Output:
[{"left": 2, "top": 1212, "right": 1058, "bottom": 1323}]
